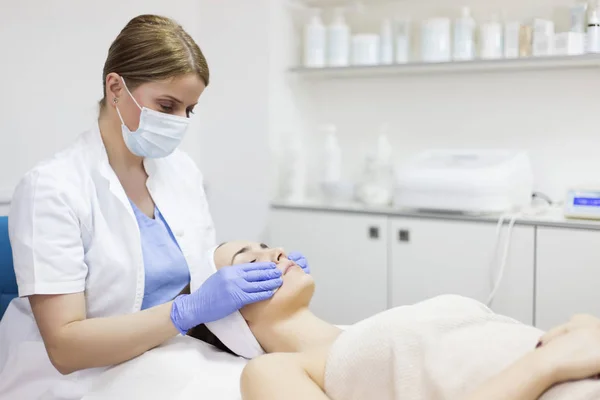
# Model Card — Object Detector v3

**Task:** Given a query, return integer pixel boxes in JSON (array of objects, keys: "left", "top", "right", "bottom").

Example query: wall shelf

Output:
[{"left": 288, "top": 54, "right": 600, "bottom": 79}]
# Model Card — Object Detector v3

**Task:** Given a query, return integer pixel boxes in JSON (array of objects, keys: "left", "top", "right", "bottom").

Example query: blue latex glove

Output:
[
  {"left": 288, "top": 252, "right": 310, "bottom": 274},
  {"left": 170, "top": 262, "right": 282, "bottom": 335}
]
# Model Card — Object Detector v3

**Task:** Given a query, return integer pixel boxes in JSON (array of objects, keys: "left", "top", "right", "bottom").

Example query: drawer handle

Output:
[
  {"left": 368, "top": 226, "right": 380, "bottom": 239},
  {"left": 398, "top": 229, "right": 410, "bottom": 242}
]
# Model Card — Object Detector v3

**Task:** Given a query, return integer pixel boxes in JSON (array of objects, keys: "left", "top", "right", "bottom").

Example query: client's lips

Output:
[{"left": 278, "top": 259, "right": 298, "bottom": 275}]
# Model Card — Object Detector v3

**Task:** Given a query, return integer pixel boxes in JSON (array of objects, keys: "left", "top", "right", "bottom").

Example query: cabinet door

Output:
[
  {"left": 536, "top": 227, "right": 600, "bottom": 330},
  {"left": 389, "top": 217, "right": 535, "bottom": 325},
  {"left": 267, "top": 209, "right": 388, "bottom": 325}
]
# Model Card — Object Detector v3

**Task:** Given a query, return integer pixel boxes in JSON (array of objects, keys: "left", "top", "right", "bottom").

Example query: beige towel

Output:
[{"left": 324, "top": 295, "right": 600, "bottom": 400}]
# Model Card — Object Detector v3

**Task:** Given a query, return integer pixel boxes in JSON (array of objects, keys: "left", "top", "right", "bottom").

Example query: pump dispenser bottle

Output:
[{"left": 303, "top": 8, "right": 326, "bottom": 68}]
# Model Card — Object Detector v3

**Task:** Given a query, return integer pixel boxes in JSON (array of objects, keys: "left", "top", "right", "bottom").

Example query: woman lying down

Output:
[{"left": 190, "top": 240, "right": 600, "bottom": 400}]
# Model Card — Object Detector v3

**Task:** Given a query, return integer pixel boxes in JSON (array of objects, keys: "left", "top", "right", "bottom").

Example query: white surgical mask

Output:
[{"left": 115, "top": 78, "right": 190, "bottom": 158}]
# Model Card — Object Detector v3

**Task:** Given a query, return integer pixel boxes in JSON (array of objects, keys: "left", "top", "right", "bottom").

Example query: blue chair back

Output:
[{"left": 0, "top": 217, "right": 16, "bottom": 319}]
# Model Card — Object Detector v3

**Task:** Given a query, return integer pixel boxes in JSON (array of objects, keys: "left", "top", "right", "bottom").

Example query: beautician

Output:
[{"left": 0, "top": 14, "right": 309, "bottom": 400}]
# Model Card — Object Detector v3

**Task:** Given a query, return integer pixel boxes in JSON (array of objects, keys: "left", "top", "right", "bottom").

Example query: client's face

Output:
[{"left": 214, "top": 241, "right": 315, "bottom": 324}]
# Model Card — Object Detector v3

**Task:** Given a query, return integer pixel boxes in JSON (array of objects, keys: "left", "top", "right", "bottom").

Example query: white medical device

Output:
[
  {"left": 564, "top": 187, "right": 600, "bottom": 220},
  {"left": 394, "top": 150, "right": 534, "bottom": 214}
]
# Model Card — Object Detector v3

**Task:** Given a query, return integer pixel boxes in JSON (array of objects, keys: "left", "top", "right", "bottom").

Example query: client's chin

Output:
[
  {"left": 285, "top": 265, "right": 315, "bottom": 293},
  {"left": 283, "top": 267, "right": 315, "bottom": 310},
  {"left": 242, "top": 267, "right": 315, "bottom": 324}
]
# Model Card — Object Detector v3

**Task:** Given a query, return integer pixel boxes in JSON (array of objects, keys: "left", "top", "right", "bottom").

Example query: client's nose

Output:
[
  {"left": 268, "top": 247, "right": 286, "bottom": 263},
  {"left": 270, "top": 247, "right": 294, "bottom": 274}
]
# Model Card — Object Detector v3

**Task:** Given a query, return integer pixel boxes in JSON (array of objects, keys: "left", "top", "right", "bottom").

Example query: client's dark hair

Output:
[
  {"left": 187, "top": 324, "right": 236, "bottom": 355},
  {"left": 178, "top": 284, "right": 236, "bottom": 356}
]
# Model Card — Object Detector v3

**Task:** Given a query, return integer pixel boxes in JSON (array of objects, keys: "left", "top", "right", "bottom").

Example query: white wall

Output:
[
  {"left": 195, "top": 0, "right": 272, "bottom": 242},
  {"left": 280, "top": 0, "right": 600, "bottom": 202},
  {"left": 3, "top": 0, "right": 599, "bottom": 243},
  {"left": 0, "top": 0, "right": 204, "bottom": 183},
  {"left": 0, "top": 0, "right": 274, "bottom": 242}
]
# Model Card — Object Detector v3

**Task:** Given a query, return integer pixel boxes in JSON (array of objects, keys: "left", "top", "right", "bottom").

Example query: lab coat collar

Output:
[
  {"left": 85, "top": 122, "right": 186, "bottom": 245},
  {"left": 86, "top": 122, "right": 163, "bottom": 213},
  {"left": 85, "top": 123, "right": 134, "bottom": 217}
]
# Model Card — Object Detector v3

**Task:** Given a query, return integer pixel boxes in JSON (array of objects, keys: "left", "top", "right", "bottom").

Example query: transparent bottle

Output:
[{"left": 357, "top": 125, "right": 395, "bottom": 207}]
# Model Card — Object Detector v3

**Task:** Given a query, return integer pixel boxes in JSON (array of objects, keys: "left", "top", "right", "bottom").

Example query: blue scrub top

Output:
[{"left": 129, "top": 200, "right": 190, "bottom": 310}]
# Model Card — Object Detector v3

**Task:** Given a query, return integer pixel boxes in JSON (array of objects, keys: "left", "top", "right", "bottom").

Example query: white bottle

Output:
[
  {"left": 532, "top": 19, "right": 555, "bottom": 56},
  {"left": 284, "top": 133, "right": 307, "bottom": 202},
  {"left": 394, "top": 19, "right": 411, "bottom": 64},
  {"left": 587, "top": 8, "right": 600, "bottom": 53},
  {"left": 380, "top": 18, "right": 394, "bottom": 65},
  {"left": 453, "top": 7, "right": 475, "bottom": 61},
  {"left": 480, "top": 15, "right": 504, "bottom": 60},
  {"left": 422, "top": 18, "right": 452, "bottom": 62},
  {"left": 504, "top": 21, "right": 521, "bottom": 59},
  {"left": 322, "top": 125, "right": 342, "bottom": 183},
  {"left": 327, "top": 8, "right": 351, "bottom": 67},
  {"left": 303, "top": 9, "right": 326, "bottom": 68}
]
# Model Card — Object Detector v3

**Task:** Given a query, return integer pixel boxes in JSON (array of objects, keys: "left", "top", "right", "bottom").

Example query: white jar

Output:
[{"left": 421, "top": 18, "right": 451, "bottom": 62}]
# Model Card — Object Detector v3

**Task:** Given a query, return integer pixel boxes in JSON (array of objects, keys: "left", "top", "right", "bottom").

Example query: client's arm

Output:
[
  {"left": 467, "top": 322, "right": 600, "bottom": 400},
  {"left": 240, "top": 347, "right": 330, "bottom": 400},
  {"left": 464, "top": 350, "right": 553, "bottom": 400}
]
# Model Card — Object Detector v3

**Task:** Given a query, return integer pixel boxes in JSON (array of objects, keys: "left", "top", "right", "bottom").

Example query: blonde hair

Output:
[{"left": 100, "top": 14, "right": 209, "bottom": 107}]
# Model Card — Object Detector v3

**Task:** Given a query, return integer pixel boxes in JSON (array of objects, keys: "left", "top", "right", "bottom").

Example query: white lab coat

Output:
[{"left": 0, "top": 123, "right": 216, "bottom": 399}]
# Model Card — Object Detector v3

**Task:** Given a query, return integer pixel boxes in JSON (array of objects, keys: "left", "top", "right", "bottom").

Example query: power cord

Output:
[
  {"left": 486, "top": 198, "right": 553, "bottom": 307},
  {"left": 486, "top": 212, "right": 520, "bottom": 307},
  {"left": 532, "top": 192, "right": 554, "bottom": 206}
]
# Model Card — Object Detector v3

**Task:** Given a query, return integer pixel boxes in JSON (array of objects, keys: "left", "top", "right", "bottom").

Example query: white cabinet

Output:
[
  {"left": 389, "top": 218, "right": 535, "bottom": 324},
  {"left": 536, "top": 227, "right": 600, "bottom": 330},
  {"left": 267, "top": 209, "right": 389, "bottom": 325}
]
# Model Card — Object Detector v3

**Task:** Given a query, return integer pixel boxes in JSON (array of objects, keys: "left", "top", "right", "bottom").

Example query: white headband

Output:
[{"left": 202, "top": 246, "right": 266, "bottom": 359}]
